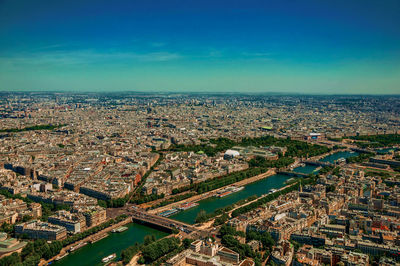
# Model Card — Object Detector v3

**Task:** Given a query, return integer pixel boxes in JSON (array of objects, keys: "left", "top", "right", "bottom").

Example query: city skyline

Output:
[
  {"left": 1, "top": 0, "right": 400, "bottom": 94},
  {"left": 0, "top": 92, "right": 399, "bottom": 266}
]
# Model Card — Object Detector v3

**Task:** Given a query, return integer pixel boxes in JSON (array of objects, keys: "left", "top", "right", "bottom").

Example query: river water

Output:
[
  {"left": 53, "top": 172, "right": 290, "bottom": 265},
  {"left": 376, "top": 148, "right": 397, "bottom": 154},
  {"left": 170, "top": 173, "right": 291, "bottom": 224},
  {"left": 53, "top": 223, "right": 168, "bottom": 266},
  {"left": 293, "top": 164, "right": 319, "bottom": 174},
  {"left": 170, "top": 151, "right": 360, "bottom": 224},
  {"left": 319, "top": 151, "right": 359, "bottom": 163}
]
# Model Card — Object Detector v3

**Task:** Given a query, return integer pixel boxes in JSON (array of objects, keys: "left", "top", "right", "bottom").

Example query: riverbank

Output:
[
  {"left": 206, "top": 179, "right": 300, "bottom": 228},
  {"left": 51, "top": 223, "right": 169, "bottom": 266},
  {"left": 148, "top": 168, "right": 276, "bottom": 215},
  {"left": 125, "top": 233, "right": 178, "bottom": 266},
  {"left": 40, "top": 217, "right": 132, "bottom": 266},
  {"left": 127, "top": 253, "right": 140, "bottom": 266},
  {"left": 170, "top": 173, "right": 290, "bottom": 224},
  {"left": 146, "top": 149, "right": 341, "bottom": 215}
]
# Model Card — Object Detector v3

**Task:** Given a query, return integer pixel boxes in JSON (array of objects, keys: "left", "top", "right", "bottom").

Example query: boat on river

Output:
[
  {"left": 102, "top": 253, "right": 116, "bottom": 263},
  {"left": 217, "top": 186, "right": 244, "bottom": 198},
  {"left": 112, "top": 226, "right": 128, "bottom": 233},
  {"left": 178, "top": 202, "right": 199, "bottom": 210},
  {"left": 70, "top": 242, "right": 87, "bottom": 252},
  {"left": 159, "top": 208, "right": 179, "bottom": 217}
]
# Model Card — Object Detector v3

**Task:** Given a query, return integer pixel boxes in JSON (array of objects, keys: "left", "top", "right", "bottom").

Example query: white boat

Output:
[
  {"left": 102, "top": 253, "right": 116, "bottom": 263},
  {"left": 217, "top": 186, "right": 244, "bottom": 198},
  {"left": 111, "top": 226, "right": 128, "bottom": 233},
  {"left": 234, "top": 186, "right": 245, "bottom": 192}
]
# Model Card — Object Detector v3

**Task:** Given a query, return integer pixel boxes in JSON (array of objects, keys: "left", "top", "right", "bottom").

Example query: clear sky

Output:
[{"left": 0, "top": 0, "right": 399, "bottom": 94}]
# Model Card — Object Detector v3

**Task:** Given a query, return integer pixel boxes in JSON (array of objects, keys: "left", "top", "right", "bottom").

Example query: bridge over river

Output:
[
  {"left": 131, "top": 208, "right": 210, "bottom": 237},
  {"left": 350, "top": 147, "right": 376, "bottom": 154},
  {"left": 277, "top": 171, "right": 309, "bottom": 178}
]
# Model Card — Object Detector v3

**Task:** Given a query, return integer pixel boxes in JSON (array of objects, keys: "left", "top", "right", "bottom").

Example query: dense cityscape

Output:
[
  {"left": 1, "top": 0, "right": 400, "bottom": 265},
  {"left": 0, "top": 92, "right": 399, "bottom": 265}
]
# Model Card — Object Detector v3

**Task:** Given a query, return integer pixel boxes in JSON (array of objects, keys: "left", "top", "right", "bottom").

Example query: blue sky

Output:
[{"left": 0, "top": 0, "right": 399, "bottom": 93}]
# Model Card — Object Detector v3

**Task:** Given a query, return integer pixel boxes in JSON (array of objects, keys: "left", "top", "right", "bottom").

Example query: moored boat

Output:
[
  {"left": 111, "top": 226, "right": 128, "bottom": 233},
  {"left": 159, "top": 208, "right": 179, "bottom": 217},
  {"left": 217, "top": 186, "right": 244, "bottom": 198},
  {"left": 178, "top": 202, "right": 199, "bottom": 210},
  {"left": 102, "top": 253, "right": 116, "bottom": 263},
  {"left": 70, "top": 242, "right": 87, "bottom": 252}
]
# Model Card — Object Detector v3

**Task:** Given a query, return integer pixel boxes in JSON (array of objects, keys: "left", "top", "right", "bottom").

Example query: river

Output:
[
  {"left": 170, "top": 151, "right": 362, "bottom": 223},
  {"left": 170, "top": 155, "right": 347, "bottom": 224},
  {"left": 292, "top": 164, "right": 319, "bottom": 174},
  {"left": 53, "top": 223, "right": 168, "bottom": 266},
  {"left": 319, "top": 150, "right": 359, "bottom": 163},
  {"left": 170, "top": 173, "right": 295, "bottom": 224},
  {"left": 376, "top": 148, "right": 397, "bottom": 154},
  {"left": 54, "top": 151, "right": 360, "bottom": 265}
]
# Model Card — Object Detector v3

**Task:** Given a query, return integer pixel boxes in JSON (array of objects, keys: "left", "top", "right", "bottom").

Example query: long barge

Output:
[
  {"left": 178, "top": 202, "right": 199, "bottom": 210},
  {"left": 217, "top": 186, "right": 244, "bottom": 198},
  {"left": 69, "top": 242, "right": 87, "bottom": 252},
  {"left": 159, "top": 208, "right": 180, "bottom": 217},
  {"left": 111, "top": 226, "right": 128, "bottom": 233},
  {"left": 158, "top": 202, "right": 199, "bottom": 217}
]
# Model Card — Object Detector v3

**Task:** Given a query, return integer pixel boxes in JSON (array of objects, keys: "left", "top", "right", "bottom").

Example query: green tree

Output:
[
  {"left": 97, "top": 200, "right": 107, "bottom": 208},
  {"left": 195, "top": 210, "right": 208, "bottom": 223},
  {"left": 144, "top": 235, "right": 156, "bottom": 245},
  {"left": 22, "top": 215, "right": 32, "bottom": 222},
  {"left": 182, "top": 238, "right": 193, "bottom": 249}
]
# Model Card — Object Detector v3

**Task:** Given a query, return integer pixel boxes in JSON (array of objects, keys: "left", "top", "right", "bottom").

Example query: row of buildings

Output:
[
  {"left": 166, "top": 239, "right": 255, "bottom": 266},
  {"left": 142, "top": 151, "right": 248, "bottom": 195},
  {"left": 14, "top": 207, "right": 107, "bottom": 240}
]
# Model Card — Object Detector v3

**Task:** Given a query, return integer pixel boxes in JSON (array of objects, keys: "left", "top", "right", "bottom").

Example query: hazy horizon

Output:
[
  {"left": 1, "top": 0, "right": 400, "bottom": 94},
  {"left": 2, "top": 90, "right": 400, "bottom": 96}
]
